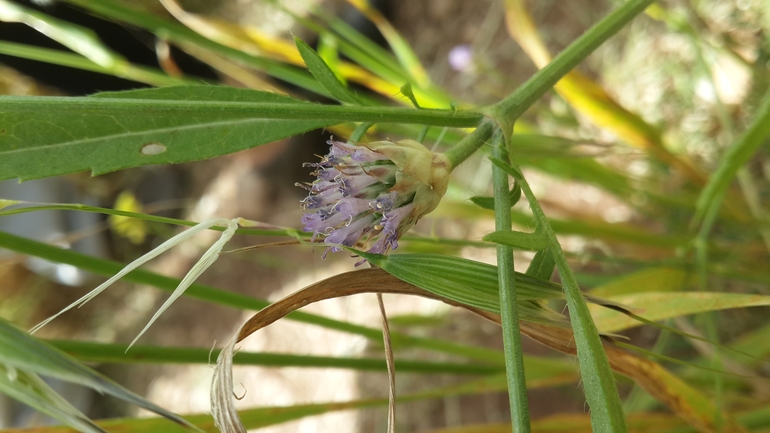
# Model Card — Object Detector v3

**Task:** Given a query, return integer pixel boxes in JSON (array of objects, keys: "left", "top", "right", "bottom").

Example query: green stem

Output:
[
  {"left": 444, "top": 121, "right": 495, "bottom": 169},
  {"left": 0, "top": 96, "right": 483, "bottom": 127},
  {"left": 491, "top": 0, "right": 655, "bottom": 121},
  {"left": 491, "top": 131, "right": 530, "bottom": 431},
  {"left": 490, "top": 158, "right": 628, "bottom": 433}
]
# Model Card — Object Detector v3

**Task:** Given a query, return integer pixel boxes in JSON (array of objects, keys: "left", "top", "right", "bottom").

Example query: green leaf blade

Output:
[
  {"left": 295, "top": 37, "right": 362, "bottom": 105},
  {"left": 0, "top": 86, "right": 333, "bottom": 181},
  {"left": 483, "top": 230, "right": 548, "bottom": 251}
]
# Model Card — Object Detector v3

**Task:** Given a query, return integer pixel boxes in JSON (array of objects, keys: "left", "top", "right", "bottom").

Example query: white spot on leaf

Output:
[{"left": 141, "top": 143, "right": 167, "bottom": 155}]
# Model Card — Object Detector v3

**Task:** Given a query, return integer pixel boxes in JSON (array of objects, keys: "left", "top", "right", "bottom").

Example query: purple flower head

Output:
[
  {"left": 448, "top": 44, "right": 474, "bottom": 72},
  {"left": 299, "top": 139, "right": 452, "bottom": 262}
]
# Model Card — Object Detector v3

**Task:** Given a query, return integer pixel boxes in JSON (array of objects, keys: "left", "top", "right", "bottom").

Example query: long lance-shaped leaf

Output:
[
  {"left": 294, "top": 37, "right": 362, "bottom": 105},
  {"left": 210, "top": 268, "right": 746, "bottom": 433},
  {"left": 0, "top": 86, "right": 482, "bottom": 181},
  {"left": 356, "top": 252, "right": 620, "bottom": 322},
  {"left": 0, "top": 41, "right": 195, "bottom": 87},
  {"left": 0, "top": 0, "right": 120, "bottom": 68},
  {"left": 1, "top": 361, "right": 581, "bottom": 433},
  {"left": 592, "top": 292, "right": 770, "bottom": 334},
  {"left": 0, "top": 230, "right": 504, "bottom": 363},
  {"left": 489, "top": 158, "right": 627, "bottom": 433},
  {"left": 48, "top": 340, "right": 504, "bottom": 375},
  {"left": 0, "top": 319, "right": 197, "bottom": 431}
]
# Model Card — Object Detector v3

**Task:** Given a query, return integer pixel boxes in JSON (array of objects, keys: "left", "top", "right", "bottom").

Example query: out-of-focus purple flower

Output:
[
  {"left": 448, "top": 44, "right": 473, "bottom": 72},
  {"left": 298, "top": 139, "right": 451, "bottom": 262}
]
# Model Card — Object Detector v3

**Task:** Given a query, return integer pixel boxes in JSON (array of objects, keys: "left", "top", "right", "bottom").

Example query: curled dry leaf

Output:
[
  {"left": 212, "top": 268, "right": 744, "bottom": 433},
  {"left": 211, "top": 323, "right": 247, "bottom": 433},
  {"left": 235, "top": 268, "right": 499, "bottom": 342}
]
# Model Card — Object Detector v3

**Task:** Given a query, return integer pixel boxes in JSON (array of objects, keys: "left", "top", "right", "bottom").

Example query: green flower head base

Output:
[{"left": 299, "top": 139, "right": 450, "bottom": 262}]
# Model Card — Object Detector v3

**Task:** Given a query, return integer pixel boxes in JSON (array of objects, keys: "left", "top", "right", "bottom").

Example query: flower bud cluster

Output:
[{"left": 298, "top": 139, "right": 450, "bottom": 261}]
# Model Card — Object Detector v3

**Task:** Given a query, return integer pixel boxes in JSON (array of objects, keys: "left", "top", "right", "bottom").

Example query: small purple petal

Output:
[
  {"left": 329, "top": 140, "right": 356, "bottom": 157},
  {"left": 302, "top": 208, "right": 350, "bottom": 233},
  {"left": 325, "top": 215, "right": 375, "bottom": 247},
  {"left": 381, "top": 203, "right": 414, "bottom": 235},
  {"left": 301, "top": 191, "right": 342, "bottom": 209},
  {"left": 370, "top": 191, "right": 398, "bottom": 212},
  {"left": 351, "top": 147, "right": 390, "bottom": 162},
  {"left": 317, "top": 168, "right": 341, "bottom": 181},
  {"left": 335, "top": 197, "right": 372, "bottom": 217},
  {"left": 339, "top": 174, "right": 379, "bottom": 196},
  {"left": 311, "top": 180, "right": 338, "bottom": 193}
]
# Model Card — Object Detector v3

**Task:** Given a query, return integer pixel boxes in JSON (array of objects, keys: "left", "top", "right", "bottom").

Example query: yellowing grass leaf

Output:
[
  {"left": 589, "top": 267, "right": 695, "bottom": 297},
  {"left": 520, "top": 322, "right": 747, "bottom": 433},
  {"left": 592, "top": 292, "right": 770, "bottom": 333}
]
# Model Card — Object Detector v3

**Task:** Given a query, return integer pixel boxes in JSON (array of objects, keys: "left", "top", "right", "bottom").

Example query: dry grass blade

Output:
[
  {"left": 377, "top": 293, "right": 396, "bottom": 433},
  {"left": 236, "top": 268, "right": 499, "bottom": 342},
  {"left": 211, "top": 324, "right": 247, "bottom": 433}
]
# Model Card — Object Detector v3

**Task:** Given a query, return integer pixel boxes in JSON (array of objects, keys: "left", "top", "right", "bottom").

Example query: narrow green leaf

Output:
[
  {"left": 0, "top": 0, "right": 121, "bottom": 68},
  {"left": 483, "top": 230, "right": 548, "bottom": 251},
  {"left": 49, "top": 340, "right": 503, "bottom": 375},
  {"left": 295, "top": 37, "right": 361, "bottom": 105},
  {"left": 525, "top": 247, "right": 555, "bottom": 280},
  {"left": 400, "top": 83, "right": 421, "bottom": 108},
  {"left": 469, "top": 182, "right": 522, "bottom": 210},
  {"left": 0, "top": 87, "right": 481, "bottom": 181},
  {"left": 0, "top": 41, "right": 193, "bottom": 87},
  {"left": 9, "top": 356, "right": 580, "bottom": 433},
  {"left": 0, "top": 364, "right": 104, "bottom": 433},
  {"left": 0, "top": 319, "right": 195, "bottom": 430}
]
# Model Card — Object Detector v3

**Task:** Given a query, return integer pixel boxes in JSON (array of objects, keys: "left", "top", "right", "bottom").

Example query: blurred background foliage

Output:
[{"left": 0, "top": 0, "right": 769, "bottom": 432}]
